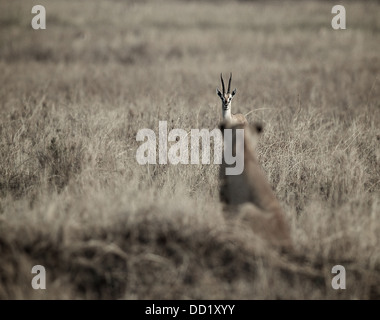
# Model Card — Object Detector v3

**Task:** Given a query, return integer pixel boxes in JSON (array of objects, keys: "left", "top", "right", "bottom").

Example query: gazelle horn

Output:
[
  {"left": 220, "top": 73, "right": 225, "bottom": 95},
  {"left": 228, "top": 73, "right": 232, "bottom": 94}
]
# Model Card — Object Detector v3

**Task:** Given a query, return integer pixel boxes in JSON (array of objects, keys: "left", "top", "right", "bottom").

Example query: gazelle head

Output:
[{"left": 216, "top": 73, "right": 237, "bottom": 111}]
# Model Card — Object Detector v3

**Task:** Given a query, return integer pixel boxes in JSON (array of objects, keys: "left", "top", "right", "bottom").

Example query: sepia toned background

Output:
[{"left": 0, "top": 0, "right": 379, "bottom": 299}]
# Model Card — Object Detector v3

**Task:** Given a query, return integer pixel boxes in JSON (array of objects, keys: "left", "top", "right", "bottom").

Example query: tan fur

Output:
[
  {"left": 230, "top": 113, "right": 248, "bottom": 125},
  {"left": 219, "top": 121, "right": 292, "bottom": 249}
]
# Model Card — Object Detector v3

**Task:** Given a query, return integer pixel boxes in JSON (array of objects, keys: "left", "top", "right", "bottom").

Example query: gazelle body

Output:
[
  {"left": 217, "top": 73, "right": 248, "bottom": 125},
  {"left": 219, "top": 121, "right": 292, "bottom": 249}
]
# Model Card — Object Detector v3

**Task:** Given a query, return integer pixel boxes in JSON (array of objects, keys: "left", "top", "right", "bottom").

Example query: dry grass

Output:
[{"left": 0, "top": 0, "right": 379, "bottom": 299}]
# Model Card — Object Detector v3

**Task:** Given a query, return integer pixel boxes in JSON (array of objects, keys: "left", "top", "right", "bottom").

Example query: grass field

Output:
[{"left": 0, "top": 0, "right": 379, "bottom": 299}]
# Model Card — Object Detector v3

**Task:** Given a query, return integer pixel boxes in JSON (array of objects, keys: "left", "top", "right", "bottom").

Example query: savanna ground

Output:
[{"left": 0, "top": 0, "right": 379, "bottom": 300}]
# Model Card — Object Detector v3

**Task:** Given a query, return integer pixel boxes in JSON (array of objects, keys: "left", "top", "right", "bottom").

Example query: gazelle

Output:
[
  {"left": 216, "top": 73, "right": 248, "bottom": 125},
  {"left": 219, "top": 121, "right": 292, "bottom": 249}
]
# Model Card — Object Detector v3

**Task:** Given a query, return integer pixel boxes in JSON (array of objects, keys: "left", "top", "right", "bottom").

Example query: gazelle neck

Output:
[{"left": 222, "top": 104, "right": 232, "bottom": 122}]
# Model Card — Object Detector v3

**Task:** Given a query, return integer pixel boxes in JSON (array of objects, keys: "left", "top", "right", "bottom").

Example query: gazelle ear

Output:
[
  {"left": 231, "top": 88, "right": 237, "bottom": 97},
  {"left": 216, "top": 88, "right": 223, "bottom": 99},
  {"left": 252, "top": 122, "right": 263, "bottom": 135}
]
